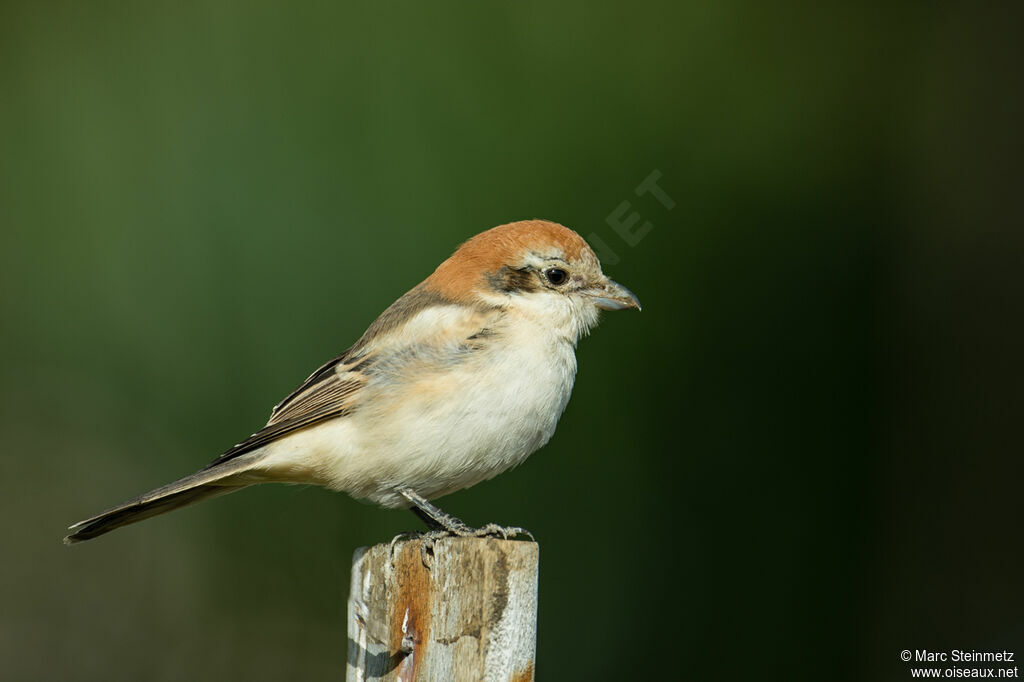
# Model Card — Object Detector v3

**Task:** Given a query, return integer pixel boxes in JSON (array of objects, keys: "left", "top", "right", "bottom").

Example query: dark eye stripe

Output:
[{"left": 487, "top": 266, "right": 539, "bottom": 293}]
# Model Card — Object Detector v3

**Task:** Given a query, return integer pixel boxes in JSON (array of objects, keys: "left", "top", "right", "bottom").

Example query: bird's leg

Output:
[
  {"left": 400, "top": 488, "right": 473, "bottom": 534},
  {"left": 399, "top": 486, "right": 536, "bottom": 541},
  {"left": 387, "top": 488, "right": 459, "bottom": 567},
  {"left": 395, "top": 487, "right": 535, "bottom": 567}
]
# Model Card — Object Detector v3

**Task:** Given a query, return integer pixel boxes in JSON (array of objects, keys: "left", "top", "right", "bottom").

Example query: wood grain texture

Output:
[{"left": 347, "top": 537, "right": 538, "bottom": 682}]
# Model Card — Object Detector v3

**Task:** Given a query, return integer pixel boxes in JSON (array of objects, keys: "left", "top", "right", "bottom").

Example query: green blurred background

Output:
[{"left": 2, "top": 2, "right": 1021, "bottom": 680}]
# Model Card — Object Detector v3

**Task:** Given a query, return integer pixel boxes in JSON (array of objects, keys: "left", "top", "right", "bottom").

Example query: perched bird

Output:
[{"left": 64, "top": 219, "right": 640, "bottom": 545}]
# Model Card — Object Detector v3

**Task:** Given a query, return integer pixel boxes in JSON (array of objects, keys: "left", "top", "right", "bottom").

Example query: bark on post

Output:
[{"left": 346, "top": 537, "right": 538, "bottom": 682}]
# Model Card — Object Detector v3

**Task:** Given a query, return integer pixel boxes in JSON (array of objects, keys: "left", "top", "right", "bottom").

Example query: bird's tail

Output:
[{"left": 64, "top": 457, "right": 259, "bottom": 544}]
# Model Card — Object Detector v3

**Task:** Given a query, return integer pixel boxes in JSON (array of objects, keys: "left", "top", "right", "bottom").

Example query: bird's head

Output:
[{"left": 425, "top": 220, "right": 641, "bottom": 340}]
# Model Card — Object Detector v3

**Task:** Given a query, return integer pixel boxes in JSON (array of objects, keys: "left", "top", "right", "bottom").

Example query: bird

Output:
[{"left": 64, "top": 219, "right": 640, "bottom": 545}]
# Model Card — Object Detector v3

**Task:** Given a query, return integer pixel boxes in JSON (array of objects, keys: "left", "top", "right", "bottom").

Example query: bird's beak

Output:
[{"left": 590, "top": 278, "right": 642, "bottom": 311}]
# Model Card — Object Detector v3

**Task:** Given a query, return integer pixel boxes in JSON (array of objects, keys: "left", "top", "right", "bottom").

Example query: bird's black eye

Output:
[{"left": 544, "top": 268, "right": 568, "bottom": 286}]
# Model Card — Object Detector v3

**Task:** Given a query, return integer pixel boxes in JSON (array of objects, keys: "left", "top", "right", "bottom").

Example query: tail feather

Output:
[{"left": 64, "top": 458, "right": 257, "bottom": 544}]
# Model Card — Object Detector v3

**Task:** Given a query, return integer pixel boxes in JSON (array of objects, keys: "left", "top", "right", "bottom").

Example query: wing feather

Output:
[
  {"left": 203, "top": 285, "right": 502, "bottom": 470},
  {"left": 204, "top": 355, "right": 369, "bottom": 469}
]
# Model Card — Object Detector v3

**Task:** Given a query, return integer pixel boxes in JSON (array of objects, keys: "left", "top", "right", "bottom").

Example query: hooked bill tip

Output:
[{"left": 593, "top": 279, "right": 641, "bottom": 311}]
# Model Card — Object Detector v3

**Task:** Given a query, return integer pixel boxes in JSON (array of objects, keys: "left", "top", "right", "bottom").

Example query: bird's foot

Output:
[
  {"left": 450, "top": 522, "right": 535, "bottom": 542},
  {"left": 395, "top": 487, "right": 534, "bottom": 566},
  {"left": 391, "top": 524, "right": 536, "bottom": 568},
  {"left": 415, "top": 529, "right": 453, "bottom": 567},
  {"left": 387, "top": 529, "right": 460, "bottom": 568}
]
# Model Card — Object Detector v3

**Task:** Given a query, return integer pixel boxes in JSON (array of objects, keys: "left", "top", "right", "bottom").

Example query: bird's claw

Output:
[
  {"left": 416, "top": 529, "right": 451, "bottom": 567},
  {"left": 388, "top": 530, "right": 420, "bottom": 562},
  {"left": 387, "top": 529, "right": 448, "bottom": 568}
]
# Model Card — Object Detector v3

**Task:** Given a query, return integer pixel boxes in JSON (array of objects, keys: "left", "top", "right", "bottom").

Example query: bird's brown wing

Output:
[
  {"left": 203, "top": 352, "right": 370, "bottom": 469},
  {"left": 204, "top": 288, "right": 502, "bottom": 470},
  {"left": 266, "top": 349, "right": 370, "bottom": 423}
]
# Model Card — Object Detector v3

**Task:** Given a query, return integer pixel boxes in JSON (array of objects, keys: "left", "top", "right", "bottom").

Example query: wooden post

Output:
[{"left": 346, "top": 537, "right": 539, "bottom": 682}]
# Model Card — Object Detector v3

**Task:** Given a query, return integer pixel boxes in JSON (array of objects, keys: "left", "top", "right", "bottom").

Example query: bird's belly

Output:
[{"left": 268, "top": 339, "right": 578, "bottom": 507}]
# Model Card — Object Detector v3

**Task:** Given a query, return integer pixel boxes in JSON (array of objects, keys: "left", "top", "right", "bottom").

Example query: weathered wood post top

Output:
[{"left": 347, "top": 537, "right": 539, "bottom": 682}]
